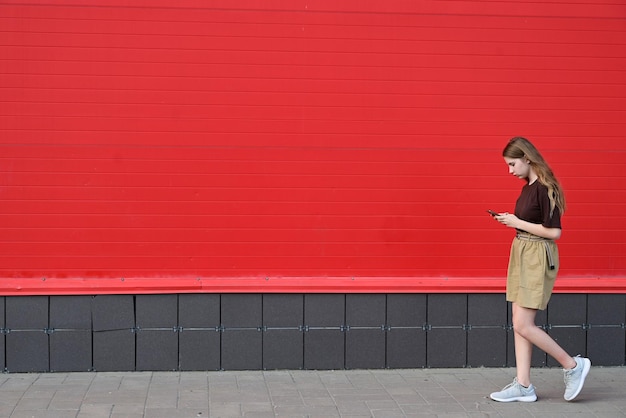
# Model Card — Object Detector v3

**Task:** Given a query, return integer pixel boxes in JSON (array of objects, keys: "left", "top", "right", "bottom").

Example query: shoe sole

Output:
[
  {"left": 490, "top": 394, "right": 537, "bottom": 403},
  {"left": 565, "top": 358, "right": 591, "bottom": 401}
]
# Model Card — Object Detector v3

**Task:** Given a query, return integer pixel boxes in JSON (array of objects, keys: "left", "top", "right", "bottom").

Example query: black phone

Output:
[{"left": 487, "top": 209, "right": 499, "bottom": 217}]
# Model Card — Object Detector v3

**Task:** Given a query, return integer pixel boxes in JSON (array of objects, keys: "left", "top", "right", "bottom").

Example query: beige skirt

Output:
[{"left": 506, "top": 233, "right": 559, "bottom": 310}]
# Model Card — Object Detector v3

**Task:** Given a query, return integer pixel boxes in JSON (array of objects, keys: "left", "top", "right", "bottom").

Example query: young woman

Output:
[{"left": 489, "top": 137, "right": 590, "bottom": 402}]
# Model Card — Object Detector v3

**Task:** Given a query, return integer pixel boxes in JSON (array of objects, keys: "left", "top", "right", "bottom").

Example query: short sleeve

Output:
[{"left": 539, "top": 185, "right": 562, "bottom": 229}]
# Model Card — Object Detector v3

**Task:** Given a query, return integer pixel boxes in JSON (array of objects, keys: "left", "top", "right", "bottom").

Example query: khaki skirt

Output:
[{"left": 506, "top": 233, "right": 559, "bottom": 310}]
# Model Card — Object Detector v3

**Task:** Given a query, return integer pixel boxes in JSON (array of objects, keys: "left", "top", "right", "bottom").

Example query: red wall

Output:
[{"left": 1, "top": 1, "right": 625, "bottom": 294}]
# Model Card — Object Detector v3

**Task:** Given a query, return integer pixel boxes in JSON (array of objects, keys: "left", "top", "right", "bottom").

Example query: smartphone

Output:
[{"left": 486, "top": 209, "right": 499, "bottom": 217}]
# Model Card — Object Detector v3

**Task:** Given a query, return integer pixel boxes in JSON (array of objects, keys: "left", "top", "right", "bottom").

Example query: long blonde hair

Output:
[{"left": 503, "top": 137, "right": 566, "bottom": 216}]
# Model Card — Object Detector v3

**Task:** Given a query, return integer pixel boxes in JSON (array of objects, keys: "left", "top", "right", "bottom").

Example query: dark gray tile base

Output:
[
  {"left": 50, "top": 331, "right": 92, "bottom": 372},
  {"left": 0, "top": 293, "right": 623, "bottom": 371},
  {"left": 93, "top": 330, "right": 135, "bottom": 371},
  {"left": 263, "top": 329, "right": 303, "bottom": 370},
  {"left": 6, "top": 331, "right": 49, "bottom": 372},
  {"left": 179, "top": 330, "right": 220, "bottom": 371}
]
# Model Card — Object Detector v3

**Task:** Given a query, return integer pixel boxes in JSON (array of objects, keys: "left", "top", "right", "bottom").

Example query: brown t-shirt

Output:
[{"left": 514, "top": 180, "right": 561, "bottom": 232}]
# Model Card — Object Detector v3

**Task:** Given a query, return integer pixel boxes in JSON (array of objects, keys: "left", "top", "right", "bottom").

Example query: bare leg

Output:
[
  {"left": 513, "top": 314, "right": 533, "bottom": 387},
  {"left": 512, "top": 303, "right": 576, "bottom": 387}
]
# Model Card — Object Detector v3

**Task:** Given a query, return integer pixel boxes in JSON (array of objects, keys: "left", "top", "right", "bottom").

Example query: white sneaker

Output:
[
  {"left": 490, "top": 377, "right": 537, "bottom": 402},
  {"left": 564, "top": 355, "right": 591, "bottom": 401}
]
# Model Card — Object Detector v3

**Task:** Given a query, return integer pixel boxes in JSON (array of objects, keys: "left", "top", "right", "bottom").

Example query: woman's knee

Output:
[
  {"left": 513, "top": 320, "right": 535, "bottom": 337},
  {"left": 512, "top": 311, "right": 538, "bottom": 337}
]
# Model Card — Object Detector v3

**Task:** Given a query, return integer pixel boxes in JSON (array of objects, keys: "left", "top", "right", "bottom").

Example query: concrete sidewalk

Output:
[{"left": 0, "top": 366, "right": 624, "bottom": 417}]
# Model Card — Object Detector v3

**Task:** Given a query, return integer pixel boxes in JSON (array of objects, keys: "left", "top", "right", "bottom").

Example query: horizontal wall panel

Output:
[
  {"left": 2, "top": 16, "right": 625, "bottom": 45},
  {"left": 3, "top": 130, "right": 626, "bottom": 148},
  {"left": 3, "top": 2, "right": 626, "bottom": 22},
  {"left": 3, "top": 102, "right": 626, "bottom": 125},
  {"left": 3, "top": 118, "right": 626, "bottom": 138},
  {"left": 4, "top": 89, "right": 626, "bottom": 111},
  {"left": 5, "top": 60, "right": 626, "bottom": 87},
  {"left": 5, "top": 34, "right": 624, "bottom": 59}
]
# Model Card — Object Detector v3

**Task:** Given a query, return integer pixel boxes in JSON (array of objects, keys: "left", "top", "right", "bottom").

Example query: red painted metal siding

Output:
[{"left": 1, "top": 1, "right": 625, "bottom": 294}]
